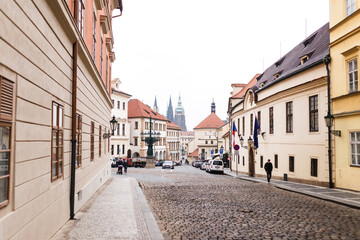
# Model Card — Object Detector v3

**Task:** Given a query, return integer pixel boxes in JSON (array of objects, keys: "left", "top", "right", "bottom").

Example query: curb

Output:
[{"left": 132, "top": 178, "right": 164, "bottom": 240}]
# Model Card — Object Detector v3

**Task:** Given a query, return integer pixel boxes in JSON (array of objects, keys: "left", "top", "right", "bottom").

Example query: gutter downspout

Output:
[
  {"left": 324, "top": 54, "right": 334, "bottom": 188},
  {"left": 70, "top": 0, "right": 79, "bottom": 220}
]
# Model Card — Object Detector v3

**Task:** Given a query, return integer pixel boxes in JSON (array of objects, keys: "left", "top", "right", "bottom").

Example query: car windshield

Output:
[
  {"left": 164, "top": 161, "right": 172, "bottom": 164},
  {"left": 213, "top": 161, "right": 223, "bottom": 166}
]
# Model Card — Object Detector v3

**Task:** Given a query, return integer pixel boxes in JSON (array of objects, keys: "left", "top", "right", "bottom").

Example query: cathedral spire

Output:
[
  {"left": 211, "top": 98, "right": 216, "bottom": 113},
  {"left": 166, "top": 96, "right": 174, "bottom": 122},
  {"left": 153, "top": 96, "right": 159, "bottom": 112}
]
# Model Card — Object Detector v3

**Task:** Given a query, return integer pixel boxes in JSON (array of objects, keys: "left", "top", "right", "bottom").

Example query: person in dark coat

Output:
[
  {"left": 123, "top": 159, "right": 128, "bottom": 174},
  {"left": 264, "top": 159, "right": 273, "bottom": 182}
]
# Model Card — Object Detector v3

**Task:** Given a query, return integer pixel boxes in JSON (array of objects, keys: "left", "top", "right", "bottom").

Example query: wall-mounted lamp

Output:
[
  {"left": 110, "top": 116, "right": 118, "bottom": 136},
  {"left": 324, "top": 113, "right": 341, "bottom": 137},
  {"left": 261, "top": 132, "right": 266, "bottom": 140}
]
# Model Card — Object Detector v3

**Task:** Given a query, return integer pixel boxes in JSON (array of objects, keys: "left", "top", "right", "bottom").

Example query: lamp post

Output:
[
  {"left": 324, "top": 55, "right": 334, "bottom": 188},
  {"left": 140, "top": 116, "right": 160, "bottom": 167},
  {"left": 110, "top": 116, "right": 117, "bottom": 135},
  {"left": 248, "top": 136, "right": 254, "bottom": 177}
]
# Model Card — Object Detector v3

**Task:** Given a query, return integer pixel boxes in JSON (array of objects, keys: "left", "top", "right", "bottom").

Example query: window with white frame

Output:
[
  {"left": 348, "top": 58, "right": 358, "bottom": 93},
  {"left": 92, "top": 11, "right": 96, "bottom": 60},
  {"left": 346, "top": 0, "right": 356, "bottom": 16},
  {"left": 350, "top": 132, "right": 360, "bottom": 166},
  {"left": 78, "top": 0, "right": 85, "bottom": 37}
]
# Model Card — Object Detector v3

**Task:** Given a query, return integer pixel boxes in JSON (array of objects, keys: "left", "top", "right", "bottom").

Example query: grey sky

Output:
[{"left": 112, "top": 0, "right": 329, "bottom": 130}]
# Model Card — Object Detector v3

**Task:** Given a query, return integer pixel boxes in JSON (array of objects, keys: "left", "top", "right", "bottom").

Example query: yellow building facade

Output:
[{"left": 329, "top": 0, "right": 360, "bottom": 191}]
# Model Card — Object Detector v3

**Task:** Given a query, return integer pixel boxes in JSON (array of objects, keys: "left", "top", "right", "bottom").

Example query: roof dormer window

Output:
[
  {"left": 273, "top": 71, "right": 283, "bottom": 80},
  {"left": 300, "top": 55, "right": 309, "bottom": 65},
  {"left": 275, "top": 57, "right": 285, "bottom": 68},
  {"left": 260, "top": 83, "right": 265, "bottom": 88},
  {"left": 303, "top": 33, "right": 317, "bottom": 48}
]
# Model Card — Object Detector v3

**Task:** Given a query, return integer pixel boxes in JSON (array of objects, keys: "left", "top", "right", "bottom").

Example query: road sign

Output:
[
  {"left": 234, "top": 144, "right": 240, "bottom": 151},
  {"left": 220, "top": 148, "right": 223, "bottom": 154},
  {"left": 211, "top": 149, "right": 214, "bottom": 154}
]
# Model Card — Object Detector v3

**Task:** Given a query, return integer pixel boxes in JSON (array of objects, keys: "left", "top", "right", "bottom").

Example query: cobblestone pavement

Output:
[{"left": 128, "top": 165, "right": 360, "bottom": 240}]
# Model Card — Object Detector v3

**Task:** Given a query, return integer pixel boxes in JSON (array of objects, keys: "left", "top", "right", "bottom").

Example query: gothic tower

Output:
[
  {"left": 153, "top": 96, "right": 159, "bottom": 112},
  {"left": 174, "top": 94, "right": 187, "bottom": 131},
  {"left": 166, "top": 96, "right": 174, "bottom": 122}
]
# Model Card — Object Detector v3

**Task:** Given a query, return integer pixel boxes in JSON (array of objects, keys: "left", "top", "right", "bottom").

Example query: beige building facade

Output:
[
  {"left": 0, "top": 0, "right": 121, "bottom": 239},
  {"left": 329, "top": 0, "right": 360, "bottom": 191}
]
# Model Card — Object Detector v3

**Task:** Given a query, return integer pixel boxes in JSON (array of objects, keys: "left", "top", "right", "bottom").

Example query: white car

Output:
[
  {"left": 162, "top": 161, "right": 175, "bottom": 169},
  {"left": 207, "top": 159, "right": 224, "bottom": 173}
]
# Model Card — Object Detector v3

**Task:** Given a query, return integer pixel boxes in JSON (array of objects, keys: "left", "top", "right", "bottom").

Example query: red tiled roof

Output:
[
  {"left": 231, "top": 83, "right": 246, "bottom": 87},
  {"left": 231, "top": 74, "right": 261, "bottom": 99},
  {"left": 167, "top": 120, "right": 182, "bottom": 130},
  {"left": 188, "top": 148, "right": 199, "bottom": 157},
  {"left": 194, "top": 112, "right": 224, "bottom": 129},
  {"left": 128, "top": 99, "right": 168, "bottom": 121},
  {"left": 181, "top": 131, "right": 195, "bottom": 136}
]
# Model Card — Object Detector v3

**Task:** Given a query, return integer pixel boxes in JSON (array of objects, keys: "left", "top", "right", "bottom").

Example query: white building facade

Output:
[{"left": 110, "top": 79, "right": 131, "bottom": 159}]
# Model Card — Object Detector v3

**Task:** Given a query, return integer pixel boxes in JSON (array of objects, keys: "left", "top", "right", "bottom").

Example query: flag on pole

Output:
[
  {"left": 232, "top": 121, "right": 237, "bottom": 147},
  {"left": 253, "top": 116, "right": 260, "bottom": 149}
]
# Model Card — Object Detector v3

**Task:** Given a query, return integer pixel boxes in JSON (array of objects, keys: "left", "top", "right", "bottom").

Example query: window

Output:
[
  {"left": 211, "top": 141, "right": 213, "bottom": 144},
  {"left": 346, "top": 0, "right": 356, "bottom": 16},
  {"left": 134, "top": 137, "right": 138, "bottom": 146},
  {"left": 269, "top": 107, "right": 274, "bottom": 134},
  {"left": 78, "top": 0, "right": 85, "bottom": 37},
  {"left": 117, "top": 123, "right": 120, "bottom": 136},
  {"left": 123, "top": 102, "right": 125, "bottom": 110},
  {"left": 242, "top": 156, "right": 245, "bottom": 166},
  {"left": 92, "top": 11, "right": 96, "bottom": 60},
  {"left": 108, "top": 130, "right": 110, "bottom": 153},
  {"left": 111, "top": 99, "right": 114, "bottom": 107},
  {"left": 117, "top": 101, "right": 120, "bottom": 109},
  {"left": 311, "top": 158, "right": 318, "bottom": 177},
  {"left": 260, "top": 156, "right": 263, "bottom": 168},
  {"left": 350, "top": 132, "right": 360, "bottom": 166},
  {"left": 122, "top": 124, "right": 125, "bottom": 136},
  {"left": 309, "top": 95, "right": 319, "bottom": 132},
  {"left": 52, "top": 102, "right": 64, "bottom": 181},
  {"left": 205, "top": 141, "right": 208, "bottom": 144},
  {"left": 286, "top": 102, "right": 293, "bottom": 133},
  {"left": 348, "top": 59, "right": 358, "bottom": 93},
  {"left": 0, "top": 77, "right": 14, "bottom": 207},
  {"left": 76, "top": 114, "right": 82, "bottom": 168},
  {"left": 274, "top": 154, "right": 278, "bottom": 168},
  {"left": 117, "top": 145, "right": 120, "bottom": 155},
  {"left": 111, "top": 145, "right": 114, "bottom": 155},
  {"left": 289, "top": 156, "right": 295, "bottom": 172},
  {"left": 257, "top": 111, "right": 261, "bottom": 129},
  {"left": 300, "top": 55, "right": 309, "bottom": 65},
  {"left": 237, "top": 118, "right": 240, "bottom": 136},
  {"left": 100, "top": 37, "right": 103, "bottom": 77},
  {"left": 135, "top": 121, "right": 138, "bottom": 130},
  {"left": 99, "top": 125, "right": 101, "bottom": 157},
  {"left": 242, "top": 116, "right": 245, "bottom": 136},
  {"left": 105, "top": 56, "right": 108, "bottom": 88},
  {"left": 122, "top": 145, "right": 125, "bottom": 155},
  {"left": 90, "top": 121, "right": 94, "bottom": 161},
  {"left": 250, "top": 114, "right": 253, "bottom": 134}
]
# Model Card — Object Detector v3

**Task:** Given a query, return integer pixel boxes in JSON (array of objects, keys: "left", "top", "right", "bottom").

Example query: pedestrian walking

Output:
[
  {"left": 123, "top": 159, "right": 128, "bottom": 174},
  {"left": 264, "top": 159, "right": 273, "bottom": 182}
]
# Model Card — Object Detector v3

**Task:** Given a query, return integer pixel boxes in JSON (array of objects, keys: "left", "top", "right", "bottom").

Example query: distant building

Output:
[
  {"left": 166, "top": 96, "right": 174, "bottom": 122},
  {"left": 180, "top": 131, "right": 195, "bottom": 160},
  {"left": 166, "top": 121, "right": 182, "bottom": 161},
  {"left": 111, "top": 78, "right": 132, "bottom": 159},
  {"left": 128, "top": 99, "right": 168, "bottom": 161},
  {"left": 174, "top": 94, "right": 187, "bottom": 131},
  {"left": 194, "top": 101, "right": 224, "bottom": 160}
]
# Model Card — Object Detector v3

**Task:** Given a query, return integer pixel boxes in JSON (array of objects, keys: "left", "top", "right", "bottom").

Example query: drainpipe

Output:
[
  {"left": 70, "top": 0, "right": 79, "bottom": 220},
  {"left": 324, "top": 54, "right": 334, "bottom": 188}
]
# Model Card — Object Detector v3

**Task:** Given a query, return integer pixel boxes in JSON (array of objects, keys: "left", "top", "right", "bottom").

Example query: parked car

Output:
[
  {"left": 174, "top": 160, "right": 182, "bottom": 166},
  {"left": 192, "top": 160, "right": 199, "bottom": 167},
  {"left": 162, "top": 161, "right": 174, "bottom": 169},
  {"left": 208, "top": 159, "right": 224, "bottom": 173},
  {"left": 155, "top": 160, "right": 165, "bottom": 166},
  {"left": 200, "top": 161, "right": 208, "bottom": 170},
  {"left": 195, "top": 161, "right": 203, "bottom": 168}
]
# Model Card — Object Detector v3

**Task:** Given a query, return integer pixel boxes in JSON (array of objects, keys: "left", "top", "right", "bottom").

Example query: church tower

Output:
[
  {"left": 166, "top": 96, "right": 174, "bottom": 122},
  {"left": 211, "top": 99, "right": 216, "bottom": 113},
  {"left": 174, "top": 94, "right": 187, "bottom": 131},
  {"left": 153, "top": 96, "right": 159, "bottom": 112}
]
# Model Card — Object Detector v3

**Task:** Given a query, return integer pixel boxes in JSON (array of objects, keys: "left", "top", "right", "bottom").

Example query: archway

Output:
[{"left": 127, "top": 149, "right": 132, "bottom": 158}]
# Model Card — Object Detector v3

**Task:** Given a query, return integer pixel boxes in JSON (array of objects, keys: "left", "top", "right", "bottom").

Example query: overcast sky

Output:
[{"left": 112, "top": 0, "right": 329, "bottom": 130}]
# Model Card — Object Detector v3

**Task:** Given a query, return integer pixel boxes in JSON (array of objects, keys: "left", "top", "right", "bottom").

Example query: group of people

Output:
[{"left": 117, "top": 159, "right": 128, "bottom": 175}]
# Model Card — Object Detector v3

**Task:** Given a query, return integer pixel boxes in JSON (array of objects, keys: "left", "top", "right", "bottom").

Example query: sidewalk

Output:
[
  {"left": 51, "top": 176, "right": 164, "bottom": 240},
  {"left": 224, "top": 168, "right": 360, "bottom": 209}
]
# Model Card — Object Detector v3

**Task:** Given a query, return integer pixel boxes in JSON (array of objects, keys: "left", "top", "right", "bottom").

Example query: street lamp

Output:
[
  {"left": 324, "top": 113, "right": 341, "bottom": 137},
  {"left": 240, "top": 136, "right": 244, "bottom": 147},
  {"left": 248, "top": 136, "right": 253, "bottom": 146},
  {"left": 110, "top": 116, "right": 117, "bottom": 135}
]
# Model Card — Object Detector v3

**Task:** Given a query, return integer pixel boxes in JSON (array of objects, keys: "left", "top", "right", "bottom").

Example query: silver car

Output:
[{"left": 162, "top": 161, "right": 174, "bottom": 169}]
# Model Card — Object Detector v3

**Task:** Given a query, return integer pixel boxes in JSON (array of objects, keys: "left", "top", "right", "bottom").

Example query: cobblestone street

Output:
[{"left": 125, "top": 166, "right": 360, "bottom": 240}]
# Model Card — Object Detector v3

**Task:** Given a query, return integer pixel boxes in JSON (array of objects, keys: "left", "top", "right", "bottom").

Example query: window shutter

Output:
[{"left": 0, "top": 77, "right": 14, "bottom": 121}]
